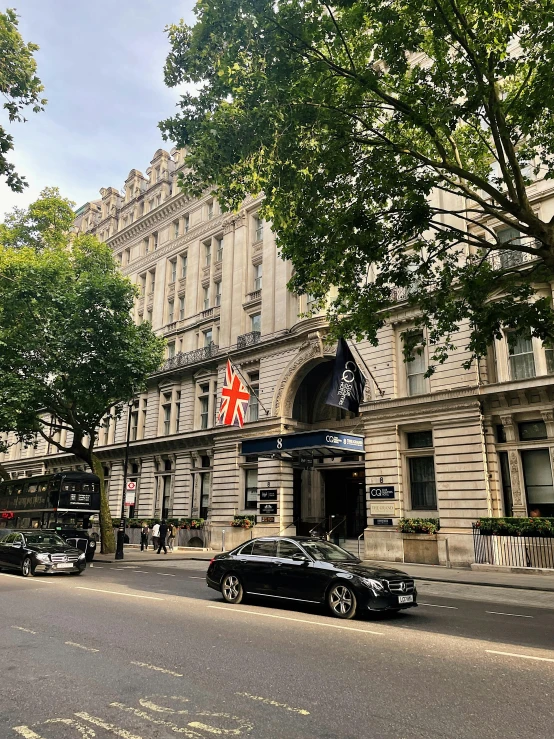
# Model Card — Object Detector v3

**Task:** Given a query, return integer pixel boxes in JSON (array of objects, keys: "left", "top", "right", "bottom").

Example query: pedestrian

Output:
[
  {"left": 168, "top": 522, "right": 177, "bottom": 552},
  {"left": 157, "top": 519, "right": 168, "bottom": 554},
  {"left": 530, "top": 507, "right": 542, "bottom": 518},
  {"left": 140, "top": 522, "right": 149, "bottom": 551},
  {"left": 152, "top": 520, "right": 160, "bottom": 551}
]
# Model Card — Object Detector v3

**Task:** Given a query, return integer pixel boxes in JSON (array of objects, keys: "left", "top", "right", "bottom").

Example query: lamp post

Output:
[{"left": 115, "top": 397, "right": 134, "bottom": 561}]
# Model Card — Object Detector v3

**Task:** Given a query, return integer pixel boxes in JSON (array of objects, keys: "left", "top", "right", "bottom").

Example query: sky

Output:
[{"left": 0, "top": 1, "right": 196, "bottom": 218}]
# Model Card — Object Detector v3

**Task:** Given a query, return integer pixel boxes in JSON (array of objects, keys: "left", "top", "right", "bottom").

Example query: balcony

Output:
[
  {"left": 243, "top": 289, "right": 262, "bottom": 307},
  {"left": 237, "top": 331, "right": 261, "bottom": 349},
  {"left": 488, "top": 249, "right": 538, "bottom": 271},
  {"left": 161, "top": 343, "right": 219, "bottom": 372}
]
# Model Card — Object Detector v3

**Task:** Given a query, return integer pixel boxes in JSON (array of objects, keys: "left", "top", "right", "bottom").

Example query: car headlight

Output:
[
  {"left": 35, "top": 553, "right": 50, "bottom": 562},
  {"left": 78, "top": 553, "right": 86, "bottom": 560},
  {"left": 360, "top": 577, "right": 384, "bottom": 592}
]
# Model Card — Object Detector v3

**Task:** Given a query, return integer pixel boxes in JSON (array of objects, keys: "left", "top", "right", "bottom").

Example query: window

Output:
[
  {"left": 245, "top": 468, "right": 258, "bottom": 509},
  {"left": 167, "top": 341, "right": 176, "bottom": 359},
  {"left": 215, "top": 281, "right": 221, "bottom": 307},
  {"left": 215, "top": 237, "right": 223, "bottom": 262},
  {"left": 508, "top": 332, "right": 536, "bottom": 380},
  {"left": 207, "top": 201, "right": 214, "bottom": 220},
  {"left": 173, "top": 221, "right": 179, "bottom": 239},
  {"left": 155, "top": 195, "right": 161, "bottom": 208},
  {"left": 143, "top": 238, "right": 149, "bottom": 255},
  {"left": 154, "top": 167, "right": 160, "bottom": 183},
  {"left": 203, "top": 286, "right": 210, "bottom": 311},
  {"left": 251, "top": 313, "right": 261, "bottom": 333},
  {"left": 205, "top": 242, "right": 211, "bottom": 267},
  {"left": 148, "top": 269, "right": 156, "bottom": 295},
  {"left": 306, "top": 294, "right": 317, "bottom": 311},
  {"left": 278, "top": 540, "right": 304, "bottom": 558},
  {"left": 545, "top": 341, "right": 554, "bottom": 375},
  {"left": 130, "top": 409, "right": 139, "bottom": 441},
  {"left": 252, "top": 540, "right": 276, "bottom": 557},
  {"left": 167, "top": 300, "right": 174, "bottom": 323},
  {"left": 146, "top": 308, "right": 152, "bottom": 324},
  {"left": 153, "top": 232, "right": 158, "bottom": 250},
  {"left": 498, "top": 227, "right": 524, "bottom": 269},
  {"left": 204, "top": 329, "right": 213, "bottom": 347},
  {"left": 184, "top": 215, "right": 189, "bottom": 233},
  {"left": 179, "top": 296, "right": 185, "bottom": 321},
  {"left": 404, "top": 331, "right": 427, "bottom": 396},
  {"left": 175, "top": 391, "right": 181, "bottom": 433},
  {"left": 407, "top": 430, "right": 433, "bottom": 449},
  {"left": 495, "top": 424, "right": 507, "bottom": 443},
  {"left": 200, "top": 471, "right": 211, "bottom": 519},
  {"left": 254, "top": 263, "right": 262, "bottom": 291},
  {"left": 239, "top": 541, "right": 254, "bottom": 555},
  {"left": 139, "top": 273, "right": 147, "bottom": 295},
  {"left": 248, "top": 371, "right": 259, "bottom": 422},
  {"left": 169, "top": 259, "right": 177, "bottom": 283},
  {"left": 200, "top": 395, "right": 209, "bottom": 429},
  {"left": 254, "top": 216, "right": 263, "bottom": 242},
  {"left": 162, "top": 393, "right": 172, "bottom": 435},
  {"left": 519, "top": 421, "right": 547, "bottom": 441},
  {"left": 409, "top": 457, "right": 437, "bottom": 509},
  {"left": 180, "top": 253, "right": 188, "bottom": 279}
]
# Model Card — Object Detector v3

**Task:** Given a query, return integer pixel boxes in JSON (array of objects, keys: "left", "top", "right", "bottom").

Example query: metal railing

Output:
[
  {"left": 472, "top": 525, "right": 554, "bottom": 568},
  {"left": 308, "top": 518, "right": 327, "bottom": 537},
  {"left": 326, "top": 515, "right": 347, "bottom": 543},
  {"left": 161, "top": 343, "right": 219, "bottom": 371},
  {"left": 237, "top": 331, "right": 261, "bottom": 349}
]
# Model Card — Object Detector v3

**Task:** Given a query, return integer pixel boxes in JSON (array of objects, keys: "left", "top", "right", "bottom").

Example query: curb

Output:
[{"left": 407, "top": 575, "right": 554, "bottom": 593}]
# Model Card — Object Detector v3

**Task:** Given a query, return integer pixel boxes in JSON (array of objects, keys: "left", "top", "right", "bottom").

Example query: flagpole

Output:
[
  {"left": 227, "top": 356, "right": 271, "bottom": 416},
  {"left": 349, "top": 341, "right": 386, "bottom": 398}
]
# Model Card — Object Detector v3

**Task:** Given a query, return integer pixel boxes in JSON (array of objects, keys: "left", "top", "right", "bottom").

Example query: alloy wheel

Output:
[
  {"left": 21, "top": 558, "right": 33, "bottom": 577},
  {"left": 222, "top": 574, "right": 243, "bottom": 604},
  {"left": 329, "top": 584, "right": 356, "bottom": 618}
]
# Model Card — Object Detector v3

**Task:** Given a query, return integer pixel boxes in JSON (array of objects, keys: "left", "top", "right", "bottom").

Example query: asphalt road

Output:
[{"left": 1, "top": 559, "right": 553, "bottom": 739}]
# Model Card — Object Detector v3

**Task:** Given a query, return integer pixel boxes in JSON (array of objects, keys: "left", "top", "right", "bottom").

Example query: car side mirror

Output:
[
  {"left": 12, "top": 542, "right": 22, "bottom": 548},
  {"left": 292, "top": 553, "right": 309, "bottom": 562}
]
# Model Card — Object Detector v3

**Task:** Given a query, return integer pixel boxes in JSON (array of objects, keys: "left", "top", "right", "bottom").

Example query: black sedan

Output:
[
  {"left": 0, "top": 530, "right": 86, "bottom": 576},
  {"left": 207, "top": 536, "right": 417, "bottom": 619}
]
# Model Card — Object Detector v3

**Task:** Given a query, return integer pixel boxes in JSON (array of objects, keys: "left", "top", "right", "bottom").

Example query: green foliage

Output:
[
  {"left": 398, "top": 518, "right": 440, "bottom": 534},
  {"left": 0, "top": 189, "right": 166, "bottom": 551},
  {"left": 161, "top": 0, "right": 554, "bottom": 369},
  {"left": 231, "top": 515, "right": 256, "bottom": 528},
  {"left": 476, "top": 517, "right": 554, "bottom": 537},
  {"left": 0, "top": 8, "right": 46, "bottom": 191}
]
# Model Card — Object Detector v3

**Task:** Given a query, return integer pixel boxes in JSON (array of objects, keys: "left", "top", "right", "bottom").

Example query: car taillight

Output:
[{"left": 209, "top": 558, "right": 215, "bottom": 565}]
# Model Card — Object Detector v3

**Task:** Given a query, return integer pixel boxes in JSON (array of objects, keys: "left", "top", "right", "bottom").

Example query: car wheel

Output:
[
  {"left": 21, "top": 557, "right": 35, "bottom": 578},
  {"left": 221, "top": 573, "right": 244, "bottom": 604},
  {"left": 70, "top": 570, "right": 83, "bottom": 576},
  {"left": 327, "top": 582, "right": 357, "bottom": 619}
]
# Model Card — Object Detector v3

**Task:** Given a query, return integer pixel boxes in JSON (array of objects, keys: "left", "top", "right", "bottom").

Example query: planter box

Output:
[{"left": 402, "top": 533, "right": 439, "bottom": 565}]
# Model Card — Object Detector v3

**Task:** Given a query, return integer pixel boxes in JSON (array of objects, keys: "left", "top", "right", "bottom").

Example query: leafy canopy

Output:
[
  {"left": 161, "top": 0, "right": 554, "bottom": 367},
  {"left": 0, "top": 8, "right": 46, "bottom": 192}
]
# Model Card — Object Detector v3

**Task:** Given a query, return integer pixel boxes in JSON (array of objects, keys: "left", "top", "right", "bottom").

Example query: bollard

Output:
[{"left": 222, "top": 528, "right": 225, "bottom": 552}]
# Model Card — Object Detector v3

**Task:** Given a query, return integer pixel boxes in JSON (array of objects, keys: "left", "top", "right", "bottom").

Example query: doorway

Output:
[
  {"left": 521, "top": 449, "right": 554, "bottom": 517},
  {"left": 322, "top": 468, "right": 366, "bottom": 538}
]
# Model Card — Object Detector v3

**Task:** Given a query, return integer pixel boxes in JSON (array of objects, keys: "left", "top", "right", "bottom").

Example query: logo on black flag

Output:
[{"left": 326, "top": 339, "right": 366, "bottom": 414}]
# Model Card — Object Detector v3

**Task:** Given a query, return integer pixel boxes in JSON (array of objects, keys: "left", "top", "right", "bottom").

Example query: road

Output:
[{"left": 1, "top": 558, "right": 553, "bottom": 739}]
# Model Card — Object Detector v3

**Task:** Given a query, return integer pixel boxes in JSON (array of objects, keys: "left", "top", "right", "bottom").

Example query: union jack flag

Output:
[{"left": 218, "top": 360, "right": 250, "bottom": 428}]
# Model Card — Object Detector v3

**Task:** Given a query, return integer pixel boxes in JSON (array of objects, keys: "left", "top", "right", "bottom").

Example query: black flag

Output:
[{"left": 326, "top": 338, "right": 366, "bottom": 414}]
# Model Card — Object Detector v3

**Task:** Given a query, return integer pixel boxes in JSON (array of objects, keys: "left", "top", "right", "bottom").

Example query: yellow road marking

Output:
[
  {"left": 12, "top": 626, "right": 37, "bottom": 634},
  {"left": 65, "top": 641, "right": 99, "bottom": 652},
  {"left": 12, "top": 727, "right": 42, "bottom": 738},
  {"left": 130, "top": 661, "right": 183, "bottom": 677},
  {"left": 74, "top": 713, "right": 144, "bottom": 738},
  {"left": 207, "top": 605, "right": 383, "bottom": 635},
  {"left": 486, "top": 650, "right": 554, "bottom": 663},
  {"left": 235, "top": 692, "right": 309, "bottom": 715},
  {"left": 75, "top": 586, "right": 164, "bottom": 600}
]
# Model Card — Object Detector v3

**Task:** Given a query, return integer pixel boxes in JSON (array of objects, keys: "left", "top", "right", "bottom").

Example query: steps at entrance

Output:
[{"left": 339, "top": 538, "right": 364, "bottom": 559}]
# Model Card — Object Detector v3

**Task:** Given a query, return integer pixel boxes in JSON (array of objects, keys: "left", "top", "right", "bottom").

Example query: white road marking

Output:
[
  {"left": 130, "top": 661, "right": 183, "bottom": 677},
  {"left": 236, "top": 692, "right": 309, "bottom": 715},
  {"left": 158, "top": 573, "right": 176, "bottom": 577},
  {"left": 133, "top": 570, "right": 148, "bottom": 573},
  {"left": 75, "top": 712, "right": 144, "bottom": 738},
  {"left": 207, "top": 605, "right": 383, "bottom": 635},
  {"left": 419, "top": 603, "right": 458, "bottom": 609},
  {"left": 486, "top": 611, "right": 533, "bottom": 618},
  {"left": 189, "top": 576, "right": 204, "bottom": 579},
  {"left": 486, "top": 650, "right": 554, "bottom": 663},
  {"left": 12, "top": 626, "right": 37, "bottom": 634},
  {"left": 0, "top": 573, "right": 52, "bottom": 584},
  {"left": 65, "top": 641, "right": 100, "bottom": 652},
  {"left": 75, "top": 586, "right": 164, "bottom": 600}
]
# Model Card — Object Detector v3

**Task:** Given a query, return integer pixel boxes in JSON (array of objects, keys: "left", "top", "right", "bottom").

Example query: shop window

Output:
[
  {"left": 409, "top": 456, "right": 437, "bottom": 509},
  {"left": 245, "top": 468, "right": 258, "bottom": 509},
  {"left": 518, "top": 421, "right": 547, "bottom": 441}
]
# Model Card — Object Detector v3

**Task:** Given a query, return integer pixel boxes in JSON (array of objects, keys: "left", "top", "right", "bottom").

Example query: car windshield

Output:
[
  {"left": 24, "top": 533, "right": 66, "bottom": 546},
  {"left": 301, "top": 540, "right": 359, "bottom": 562}
]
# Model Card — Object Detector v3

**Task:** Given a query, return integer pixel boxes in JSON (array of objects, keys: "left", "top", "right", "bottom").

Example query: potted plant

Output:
[{"left": 398, "top": 518, "right": 441, "bottom": 564}]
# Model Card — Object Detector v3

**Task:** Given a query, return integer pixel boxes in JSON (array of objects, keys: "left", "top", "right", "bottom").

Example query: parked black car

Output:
[
  {"left": 0, "top": 530, "right": 86, "bottom": 576},
  {"left": 46, "top": 527, "right": 97, "bottom": 562},
  {"left": 207, "top": 536, "right": 417, "bottom": 619}
]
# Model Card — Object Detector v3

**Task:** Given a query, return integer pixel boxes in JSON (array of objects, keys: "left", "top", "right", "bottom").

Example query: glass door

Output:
[{"left": 521, "top": 449, "right": 554, "bottom": 517}]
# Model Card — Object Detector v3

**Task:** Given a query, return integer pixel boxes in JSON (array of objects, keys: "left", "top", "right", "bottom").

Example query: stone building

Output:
[{"left": 3, "top": 146, "right": 554, "bottom": 566}]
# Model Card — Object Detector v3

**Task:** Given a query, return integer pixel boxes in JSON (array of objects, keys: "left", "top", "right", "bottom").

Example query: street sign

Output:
[
  {"left": 373, "top": 518, "right": 393, "bottom": 526},
  {"left": 125, "top": 491, "right": 136, "bottom": 506},
  {"left": 260, "top": 490, "right": 277, "bottom": 501},
  {"left": 126, "top": 480, "right": 137, "bottom": 491},
  {"left": 369, "top": 485, "right": 395, "bottom": 499},
  {"left": 259, "top": 503, "right": 277, "bottom": 515}
]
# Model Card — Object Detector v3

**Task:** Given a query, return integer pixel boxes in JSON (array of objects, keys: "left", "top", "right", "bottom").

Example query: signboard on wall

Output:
[
  {"left": 369, "top": 485, "right": 395, "bottom": 499},
  {"left": 260, "top": 489, "right": 277, "bottom": 501},
  {"left": 370, "top": 502, "right": 395, "bottom": 516},
  {"left": 258, "top": 516, "right": 275, "bottom": 523},
  {"left": 259, "top": 503, "right": 277, "bottom": 515},
  {"left": 373, "top": 518, "right": 393, "bottom": 526}
]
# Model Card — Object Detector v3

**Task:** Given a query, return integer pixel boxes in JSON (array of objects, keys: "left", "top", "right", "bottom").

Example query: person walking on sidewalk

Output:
[
  {"left": 157, "top": 519, "right": 168, "bottom": 555},
  {"left": 152, "top": 521, "right": 160, "bottom": 551},
  {"left": 140, "top": 522, "right": 149, "bottom": 551},
  {"left": 168, "top": 522, "right": 177, "bottom": 552}
]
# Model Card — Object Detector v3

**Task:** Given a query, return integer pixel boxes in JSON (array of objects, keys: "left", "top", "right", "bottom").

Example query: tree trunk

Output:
[{"left": 90, "top": 454, "right": 116, "bottom": 554}]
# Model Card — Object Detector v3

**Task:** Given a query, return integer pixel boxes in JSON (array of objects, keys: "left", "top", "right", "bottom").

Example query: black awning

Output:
[{"left": 241, "top": 429, "right": 364, "bottom": 462}]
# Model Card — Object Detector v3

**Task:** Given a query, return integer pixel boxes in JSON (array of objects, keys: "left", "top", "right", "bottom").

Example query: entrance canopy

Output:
[{"left": 241, "top": 429, "right": 365, "bottom": 463}]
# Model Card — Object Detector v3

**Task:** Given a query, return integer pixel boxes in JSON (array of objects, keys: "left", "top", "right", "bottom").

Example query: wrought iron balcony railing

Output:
[
  {"left": 161, "top": 343, "right": 219, "bottom": 371},
  {"left": 237, "top": 331, "right": 261, "bottom": 349}
]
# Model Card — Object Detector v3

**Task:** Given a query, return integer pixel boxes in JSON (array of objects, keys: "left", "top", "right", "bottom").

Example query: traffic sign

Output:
[{"left": 126, "top": 480, "right": 136, "bottom": 491}]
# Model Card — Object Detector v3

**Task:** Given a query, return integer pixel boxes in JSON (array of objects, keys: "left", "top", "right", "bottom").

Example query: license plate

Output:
[
  {"left": 398, "top": 594, "right": 413, "bottom": 604},
  {"left": 55, "top": 563, "right": 73, "bottom": 569}
]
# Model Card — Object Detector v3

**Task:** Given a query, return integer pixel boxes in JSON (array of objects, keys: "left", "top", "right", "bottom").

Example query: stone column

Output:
[
  {"left": 137, "top": 457, "right": 156, "bottom": 518},
  {"left": 507, "top": 449, "right": 527, "bottom": 517}
]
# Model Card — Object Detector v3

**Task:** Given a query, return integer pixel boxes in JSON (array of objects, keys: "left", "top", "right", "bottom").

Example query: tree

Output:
[
  {"left": 0, "top": 189, "right": 165, "bottom": 552},
  {"left": 160, "top": 0, "right": 554, "bottom": 368},
  {"left": 0, "top": 8, "right": 46, "bottom": 192}
]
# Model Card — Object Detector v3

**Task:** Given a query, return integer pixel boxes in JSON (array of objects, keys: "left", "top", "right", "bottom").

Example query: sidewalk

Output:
[
  {"left": 93, "top": 547, "right": 214, "bottom": 564},
  {"left": 362, "top": 559, "right": 554, "bottom": 592}
]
